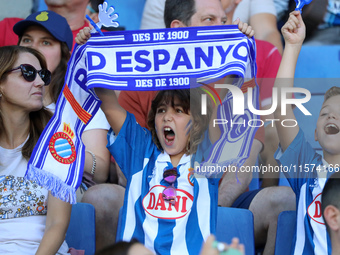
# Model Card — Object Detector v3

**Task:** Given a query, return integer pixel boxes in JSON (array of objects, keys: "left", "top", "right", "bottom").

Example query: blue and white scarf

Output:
[{"left": 26, "top": 25, "right": 258, "bottom": 203}]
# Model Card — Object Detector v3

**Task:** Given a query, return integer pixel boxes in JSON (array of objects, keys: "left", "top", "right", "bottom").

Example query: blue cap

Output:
[{"left": 13, "top": 10, "right": 73, "bottom": 51}]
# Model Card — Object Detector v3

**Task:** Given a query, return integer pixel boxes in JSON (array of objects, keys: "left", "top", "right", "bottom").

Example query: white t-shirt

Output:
[
  {"left": 0, "top": 141, "right": 69, "bottom": 255},
  {"left": 46, "top": 103, "right": 110, "bottom": 131},
  {"left": 140, "top": 0, "right": 166, "bottom": 29},
  {"left": 233, "top": 0, "right": 277, "bottom": 24},
  {"left": 273, "top": 0, "right": 289, "bottom": 20}
]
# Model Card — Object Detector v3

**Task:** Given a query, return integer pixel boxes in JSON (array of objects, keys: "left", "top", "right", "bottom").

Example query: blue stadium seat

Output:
[
  {"left": 274, "top": 210, "right": 296, "bottom": 255},
  {"left": 295, "top": 45, "right": 340, "bottom": 78},
  {"left": 117, "top": 207, "right": 255, "bottom": 254},
  {"left": 216, "top": 207, "right": 255, "bottom": 255},
  {"left": 66, "top": 202, "right": 96, "bottom": 255}
]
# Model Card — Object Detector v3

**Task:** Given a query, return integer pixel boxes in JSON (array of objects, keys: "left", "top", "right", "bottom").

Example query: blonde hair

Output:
[{"left": 324, "top": 86, "right": 340, "bottom": 103}]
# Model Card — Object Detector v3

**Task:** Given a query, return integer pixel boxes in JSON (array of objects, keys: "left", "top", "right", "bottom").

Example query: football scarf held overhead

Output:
[{"left": 25, "top": 25, "right": 259, "bottom": 203}]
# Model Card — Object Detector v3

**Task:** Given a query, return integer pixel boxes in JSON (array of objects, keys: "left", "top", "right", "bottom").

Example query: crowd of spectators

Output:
[{"left": 0, "top": 0, "right": 339, "bottom": 254}]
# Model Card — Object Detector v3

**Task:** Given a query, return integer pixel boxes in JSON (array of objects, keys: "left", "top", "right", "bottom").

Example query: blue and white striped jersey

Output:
[
  {"left": 108, "top": 112, "right": 219, "bottom": 255},
  {"left": 276, "top": 129, "right": 332, "bottom": 255}
]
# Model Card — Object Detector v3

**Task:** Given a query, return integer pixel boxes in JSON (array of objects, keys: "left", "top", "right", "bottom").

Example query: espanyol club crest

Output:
[
  {"left": 307, "top": 193, "right": 325, "bottom": 225},
  {"left": 49, "top": 123, "right": 76, "bottom": 164},
  {"left": 188, "top": 168, "right": 194, "bottom": 186}
]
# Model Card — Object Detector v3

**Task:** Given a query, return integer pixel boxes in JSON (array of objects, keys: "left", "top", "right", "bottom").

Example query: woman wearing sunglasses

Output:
[
  {"left": 0, "top": 45, "right": 74, "bottom": 255},
  {"left": 13, "top": 10, "right": 111, "bottom": 194}
]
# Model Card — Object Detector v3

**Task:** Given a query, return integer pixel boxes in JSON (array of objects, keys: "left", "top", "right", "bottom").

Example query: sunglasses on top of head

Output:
[
  {"left": 162, "top": 167, "right": 179, "bottom": 205},
  {"left": 5, "top": 64, "right": 51, "bottom": 86}
]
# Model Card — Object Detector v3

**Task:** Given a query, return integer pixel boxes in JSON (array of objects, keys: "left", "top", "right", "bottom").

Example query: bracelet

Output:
[{"left": 86, "top": 150, "right": 97, "bottom": 176}]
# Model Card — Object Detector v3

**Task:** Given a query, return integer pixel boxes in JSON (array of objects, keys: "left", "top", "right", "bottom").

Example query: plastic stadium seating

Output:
[
  {"left": 274, "top": 210, "right": 297, "bottom": 255},
  {"left": 66, "top": 202, "right": 96, "bottom": 255},
  {"left": 117, "top": 206, "right": 255, "bottom": 254},
  {"left": 295, "top": 45, "right": 340, "bottom": 78},
  {"left": 216, "top": 207, "right": 255, "bottom": 255}
]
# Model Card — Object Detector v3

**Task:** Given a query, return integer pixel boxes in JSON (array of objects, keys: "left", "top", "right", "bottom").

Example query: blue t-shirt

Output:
[
  {"left": 275, "top": 129, "right": 332, "bottom": 255},
  {"left": 107, "top": 112, "right": 219, "bottom": 255}
]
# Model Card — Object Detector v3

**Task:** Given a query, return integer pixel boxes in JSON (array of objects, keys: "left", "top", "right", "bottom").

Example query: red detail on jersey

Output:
[
  {"left": 142, "top": 185, "right": 194, "bottom": 219},
  {"left": 63, "top": 83, "right": 92, "bottom": 124},
  {"left": 307, "top": 193, "right": 325, "bottom": 225}
]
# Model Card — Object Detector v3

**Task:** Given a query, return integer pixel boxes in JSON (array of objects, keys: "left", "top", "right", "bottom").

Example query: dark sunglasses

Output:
[
  {"left": 162, "top": 167, "right": 178, "bottom": 205},
  {"left": 5, "top": 64, "right": 51, "bottom": 85}
]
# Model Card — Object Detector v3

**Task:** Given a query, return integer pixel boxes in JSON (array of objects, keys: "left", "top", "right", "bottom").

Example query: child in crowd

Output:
[
  {"left": 274, "top": 10, "right": 339, "bottom": 254},
  {"left": 322, "top": 171, "right": 340, "bottom": 255},
  {"left": 95, "top": 87, "right": 216, "bottom": 255},
  {"left": 0, "top": 45, "right": 75, "bottom": 255},
  {"left": 94, "top": 83, "right": 252, "bottom": 254},
  {"left": 75, "top": 0, "right": 256, "bottom": 252}
]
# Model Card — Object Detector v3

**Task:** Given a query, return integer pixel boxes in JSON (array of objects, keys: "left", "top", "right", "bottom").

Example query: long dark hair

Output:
[
  {"left": 0, "top": 46, "right": 52, "bottom": 159},
  {"left": 49, "top": 42, "right": 70, "bottom": 103},
  {"left": 147, "top": 88, "right": 212, "bottom": 155}
]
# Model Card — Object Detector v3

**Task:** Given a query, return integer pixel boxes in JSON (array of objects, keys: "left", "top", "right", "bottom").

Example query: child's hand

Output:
[
  {"left": 94, "top": 87, "right": 120, "bottom": 111},
  {"left": 233, "top": 18, "right": 255, "bottom": 38},
  {"left": 281, "top": 11, "right": 306, "bottom": 46},
  {"left": 75, "top": 27, "right": 92, "bottom": 45}
]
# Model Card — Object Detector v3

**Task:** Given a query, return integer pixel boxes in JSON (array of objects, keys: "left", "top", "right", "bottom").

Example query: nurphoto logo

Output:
[{"left": 201, "top": 84, "right": 312, "bottom": 128}]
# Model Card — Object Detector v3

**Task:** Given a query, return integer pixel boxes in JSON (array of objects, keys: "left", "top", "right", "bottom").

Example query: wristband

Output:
[{"left": 86, "top": 150, "right": 97, "bottom": 176}]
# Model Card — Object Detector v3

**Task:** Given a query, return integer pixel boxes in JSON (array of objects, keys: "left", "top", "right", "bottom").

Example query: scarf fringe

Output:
[{"left": 26, "top": 164, "right": 77, "bottom": 204}]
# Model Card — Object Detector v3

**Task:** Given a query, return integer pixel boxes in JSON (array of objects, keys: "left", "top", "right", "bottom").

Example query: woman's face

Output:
[
  {"left": 0, "top": 52, "right": 45, "bottom": 113},
  {"left": 19, "top": 25, "right": 62, "bottom": 73}
]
